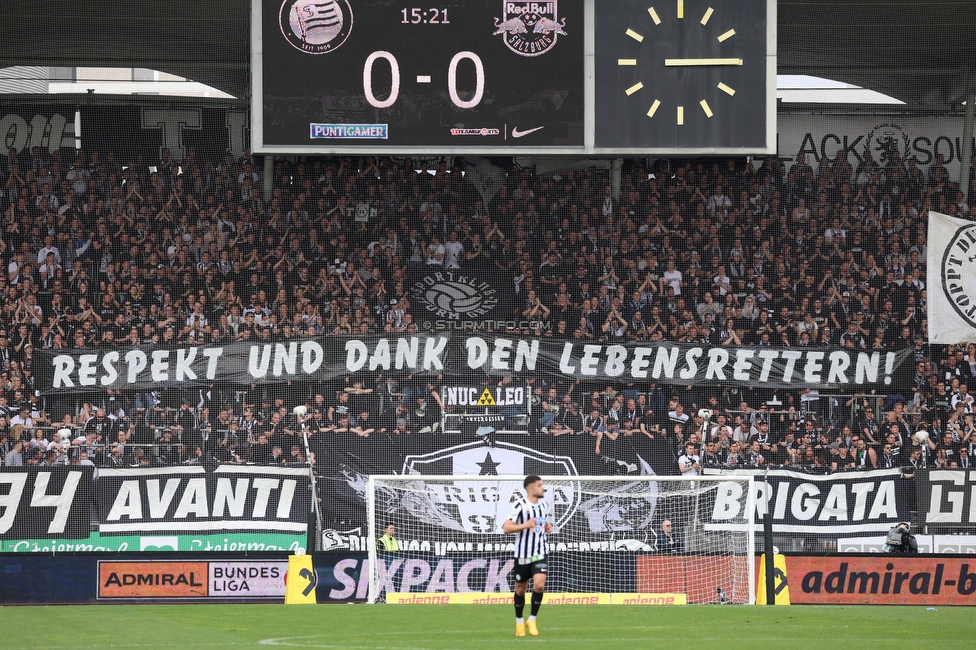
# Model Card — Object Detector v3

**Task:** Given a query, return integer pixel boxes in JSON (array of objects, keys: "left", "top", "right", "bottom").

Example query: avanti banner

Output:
[{"left": 95, "top": 465, "right": 311, "bottom": 536}]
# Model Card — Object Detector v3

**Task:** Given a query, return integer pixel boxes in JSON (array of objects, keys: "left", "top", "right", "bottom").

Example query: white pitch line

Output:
[{"left": 0, "top": 641, "right": 240, "bottom": 650}]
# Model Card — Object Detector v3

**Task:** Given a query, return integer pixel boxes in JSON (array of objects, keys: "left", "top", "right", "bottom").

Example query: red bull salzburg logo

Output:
[{"left": 493, "top": 1, "right": 566, "bottom": 58}]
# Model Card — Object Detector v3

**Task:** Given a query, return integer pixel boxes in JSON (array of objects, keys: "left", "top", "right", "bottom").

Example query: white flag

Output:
[
  {"left": 463, "top": 157, "right": 507, "bottom": 205},
  {"left": 928, "top": 210, "right": 976, "bottom": 343}
]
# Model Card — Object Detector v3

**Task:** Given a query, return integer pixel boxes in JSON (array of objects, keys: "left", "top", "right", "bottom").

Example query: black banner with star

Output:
[{"left": 315, "top": 431, "right": 672, "bottom": 550}]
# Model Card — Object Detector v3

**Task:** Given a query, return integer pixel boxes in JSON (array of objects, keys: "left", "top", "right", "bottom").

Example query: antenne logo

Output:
[
  {"left": 279, "top": 0, "right": 353, "bottom": 54},
  {"left": 410, "top": 271, "right": 499, "bottom": 320},
  {"left": 493, "top": 1, "right": 565, "bottom": 57},
  {"left": 402, "top": 441, "right": 580, "bottom": 534}
]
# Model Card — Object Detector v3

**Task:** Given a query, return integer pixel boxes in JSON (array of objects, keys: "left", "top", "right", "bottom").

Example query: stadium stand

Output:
[{"left": 0, "top": 146, "right": 970, "bottom": 484}]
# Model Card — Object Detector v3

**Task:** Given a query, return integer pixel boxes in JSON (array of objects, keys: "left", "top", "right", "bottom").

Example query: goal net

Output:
[{"left": 366, "top": 474, "right": 755, "bottom": 604}]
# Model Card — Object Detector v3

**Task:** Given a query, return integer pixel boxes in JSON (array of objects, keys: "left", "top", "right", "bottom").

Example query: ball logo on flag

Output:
[
  {"left": 279, "top": 0, "right": 353, "bottom": 54},
  {"left": 426, "top": 282, "right": 482, "bottom": 315},
  {"left": 411, "top": 271, "right": 499, "bottom": 321}
]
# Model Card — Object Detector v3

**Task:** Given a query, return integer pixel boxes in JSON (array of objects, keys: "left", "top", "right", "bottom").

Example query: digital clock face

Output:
[{"left": 255, "top": 0, "right": 585, "bottom": 152}]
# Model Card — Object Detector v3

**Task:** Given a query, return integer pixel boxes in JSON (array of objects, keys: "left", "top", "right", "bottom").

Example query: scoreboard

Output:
[{"left": 251, "top": 0, "right": 776, "bottom": 155}]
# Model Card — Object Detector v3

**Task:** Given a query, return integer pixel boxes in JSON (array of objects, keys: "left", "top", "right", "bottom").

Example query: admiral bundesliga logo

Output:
[
  {"left": 493, "top": 1, "right": 566, "bottom": 57},
  {"left": 279, "top": 0, "right": 353, "bottom": 54}
]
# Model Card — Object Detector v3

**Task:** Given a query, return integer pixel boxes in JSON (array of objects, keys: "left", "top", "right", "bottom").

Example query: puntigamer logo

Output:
[
  {"left": 279, "top": 0, "right": 353, "bottom": 54},
  {"left": 310, "top": 123, "right": 388, "bottom": 139},
  {"left": 411, "top": 271, "right": 499, "bottom": 320}
]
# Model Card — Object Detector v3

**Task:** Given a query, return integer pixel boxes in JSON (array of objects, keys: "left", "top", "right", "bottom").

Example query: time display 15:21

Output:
[
  {"left": 401, "top": 7, "right": 450, "bottom": 24},
  {"left": 259, "top": 0, "right": 585, "bottom": 150}
]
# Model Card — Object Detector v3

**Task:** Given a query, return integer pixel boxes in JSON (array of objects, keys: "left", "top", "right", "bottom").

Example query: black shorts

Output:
[{"left": 513, "top": 558, "right": 548, "bottom": 584}]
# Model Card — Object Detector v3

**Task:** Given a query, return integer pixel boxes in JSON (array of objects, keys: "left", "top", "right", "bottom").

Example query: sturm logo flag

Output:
[
  {"left": 928, "top": 211, "right": 976, "bottom": 343},
  {"left": 941, "top": 225, "right": 976, "bottom": 326},
  {"left": 279, "top": 0, "right": 353, "bottom": 54},
  {"left": 493, "top": 1, "right": 566, "bottom": 57}
]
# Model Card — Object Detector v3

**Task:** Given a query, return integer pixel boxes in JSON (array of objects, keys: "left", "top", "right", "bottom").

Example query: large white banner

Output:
[
  {"left": 928, "top": 211, "right": 976, "bottom": 344},
  {"left": 776, "top": 115, "right": 969, "bottom": 177}
]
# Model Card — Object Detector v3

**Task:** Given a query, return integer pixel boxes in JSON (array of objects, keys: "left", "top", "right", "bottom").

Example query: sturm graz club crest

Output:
[
  {"left": 279, "top": 0, "right": 353, "bottom": 54},
  {"left": 493, "top": 1, "right": 566, "bottom": 57},
  {"left": 401, "top": 441, "right": 580, "bottom": 535},
  {"left": 941, "top": 222, "right": 976, "bottom": 327},
  {"left": 411, "top": 270, "right": 499, "bottom": 320}
]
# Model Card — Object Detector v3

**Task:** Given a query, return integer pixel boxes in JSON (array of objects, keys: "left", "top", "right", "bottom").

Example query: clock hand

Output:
[{"left": 664, "top": 58, "right": 743, "bottom": 66}]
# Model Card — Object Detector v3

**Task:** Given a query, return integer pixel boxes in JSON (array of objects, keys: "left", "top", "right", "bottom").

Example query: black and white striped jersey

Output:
[{"left": 507, "top": 497, "right": 549, "bottom": 560}]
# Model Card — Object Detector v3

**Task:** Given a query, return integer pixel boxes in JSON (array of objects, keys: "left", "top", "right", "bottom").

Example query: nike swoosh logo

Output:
[{"left": 511, "top": 126, "right": 545, "bottom": 138}]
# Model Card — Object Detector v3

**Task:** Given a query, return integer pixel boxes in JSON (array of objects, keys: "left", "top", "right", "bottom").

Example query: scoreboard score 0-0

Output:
[{"left": 251, "top": 0, "right": 776, "bottom": 155}]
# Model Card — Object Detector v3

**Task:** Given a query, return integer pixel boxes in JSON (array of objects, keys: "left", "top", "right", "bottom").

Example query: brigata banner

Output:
[
  {"left": 36, "top": 333, "right": 915, "bottom": 393},
  {"left": 703, "top": 468, "right": 911, "bottom": 534},
  {"left": 0, "top": 467, "right": 94, "bottom": 541},
  {"left": 95, "top": 466, "right": 311, "bottom": 536},
  {"left": 917, "top": 468, "right": 976, "bottom": 529}
]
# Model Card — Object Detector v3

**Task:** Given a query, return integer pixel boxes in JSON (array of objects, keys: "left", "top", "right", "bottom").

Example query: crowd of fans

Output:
[{"left": 0, "top": 143, "right": 973, "bottom": 475}]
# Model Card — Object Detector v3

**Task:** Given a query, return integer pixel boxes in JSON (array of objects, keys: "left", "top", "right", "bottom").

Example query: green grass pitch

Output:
[{"left": 0, "top": 604, "right": 972, "bottom": 649}]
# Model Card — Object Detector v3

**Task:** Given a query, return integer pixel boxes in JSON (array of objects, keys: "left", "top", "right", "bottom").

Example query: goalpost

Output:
[{"left": 366, "top": 474, "right": 756, "bottom": 605}]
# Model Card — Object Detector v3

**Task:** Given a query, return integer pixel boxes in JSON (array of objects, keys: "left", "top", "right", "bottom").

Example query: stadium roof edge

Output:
[{"left": 1, "top": 1, "right": 974, "bottom": 114}]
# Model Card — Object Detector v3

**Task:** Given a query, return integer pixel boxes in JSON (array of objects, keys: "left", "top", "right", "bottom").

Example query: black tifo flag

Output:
[{"left": 408, "top": 266, "right": 517, "bottom": 326}]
